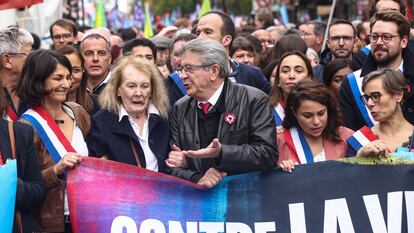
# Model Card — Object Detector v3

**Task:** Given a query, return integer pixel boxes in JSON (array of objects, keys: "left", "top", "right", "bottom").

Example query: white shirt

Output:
[
  {"left": 118, "top": 103, "right": 159, "bottom": 172},
  {"left": 397, "top": 60, "right": 404, "bottom": 72},
  {"left": 313, "top": 149, "right": 326, "bottom": 163},
  {"left": 197, "top": 82, "right": 224, "bottom": 112}
]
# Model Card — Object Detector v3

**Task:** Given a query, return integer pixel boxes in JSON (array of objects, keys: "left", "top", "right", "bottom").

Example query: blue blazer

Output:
[
  {"left": 231, "top": 60, "right": 272, "bottom": 95},
  {"left": 87, "top": 109, "right": 170, "bottom": 172}
]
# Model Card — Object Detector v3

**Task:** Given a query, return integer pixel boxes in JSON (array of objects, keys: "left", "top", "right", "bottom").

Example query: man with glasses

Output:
[
  {"left": 81, "top": 31, "right": 112, "bottom": 95},
  {"left": 166, "top": 39, "right": 277, "bottom": 188},
  {"left": 339, "top": 10, "right": 414, "bottom": 131},
  {"left": 314, "top": 19, "right": 356, "bottom": 82},
  {"left": 0, "top": 27, "right": 33, "bottom": 120},
  {"left": 50, "top": 19, "right": 78, "bottom": 49}
]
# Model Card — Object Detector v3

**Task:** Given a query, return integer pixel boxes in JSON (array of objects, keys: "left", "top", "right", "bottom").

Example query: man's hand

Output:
[
  {"left": 166, "top": 144, "right": 188, "bottom": 168},
  {"left": 183, "top": 138, "right": 222, "bottom": 159},
  {"left": 197, "top": 168, "right": 227, "bottom": 188}
]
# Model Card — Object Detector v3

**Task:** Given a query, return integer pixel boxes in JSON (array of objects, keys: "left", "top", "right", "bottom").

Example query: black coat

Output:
[
  {"left": 170, "top": 80, "right": 277, "bottom": 183},
  {"left": 231, "top": 60, "right": 272, "bottom": 95},
  {"left": 87, "top": 109, "right": 170, "bottom": 172},
  {"left": 0, "top": 119, "right": 45, "bottom": 233}
]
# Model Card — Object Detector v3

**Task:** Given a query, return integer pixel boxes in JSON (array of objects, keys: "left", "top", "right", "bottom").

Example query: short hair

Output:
[
  {"left": 122, "top": 38, "right": 157, "bottom": 61},
  {"left": 308, "top": 21, "right": 327, "bottom": 37},
  {"left": 230, "top": 37, "right": 256, "bottom": 57},
  {"left": 50, "top": 19, "right": 78, "bottom": 37},
  {"left": 170, "top": 33, "right": 197, "bottom": 52},
  {"left": 283, "top": 79, "right": 343, "bottom": 143},
  {"left": 80, "top": 33, "right": 111, "bottom": 51},
  {"left": 323, "top": 59, "right": 358, "bottom": 87},
  {"left": 180, "top": 39, "right": 229, "bottom": 78},
  {"left": 245, "top": 35, "right": 263, "bottom": 53},
  {"left": 99, "top": 56, "right": 169, "bottom": 119},
  {"left": 174, "top": 18, "right": 192, "bottom": 28},
  {"left": 17, "top": 49, "right": 72, "bottom": 108},
  {"left": 255, "top": 9, "right": 275, "bottom": 29},
  {"left": 31, "top": 32, "right": 41, "bottom": 50},
  {"left": 368, "top": 0, "right": 406, "bottom": 18},
  {"left": 0, "top": 27, "right": 33, "bottom": 54},
  {"left": 370, "top": 10, "right": 410, "bottom": 38},
  {"left": 269, "top": 51, "right": 314, "bottom": 107},
  {"left": 328, "top": 19, "right": 356, "bottom": 37},
  {"left": 202, "top": 11, "right": 236, "bottom": 47},
  {"left": 120, "top": 28, "right": 137, "bottom": 42},
  {"left": 362, "top": 69, "right": 408, "bottom": 97},
  {"left": 270, "top": 34, "right": 308, "bottom": 60}
]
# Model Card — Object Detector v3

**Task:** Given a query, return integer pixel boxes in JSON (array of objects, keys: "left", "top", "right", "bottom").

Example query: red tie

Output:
[{"left": 199, "top": 102, "right": 212, "bottom": 115}]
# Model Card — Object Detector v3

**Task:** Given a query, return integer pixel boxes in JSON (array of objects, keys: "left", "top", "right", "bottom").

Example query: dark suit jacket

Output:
[
  {"left": 0, "top": 119, "right": 45, "bottom": 233},
  {"left": 87, "top": 109, "right": 170, "bottom": 172},
  {"left": 231, "top": 60, "right": 272, "bottom": 95}
]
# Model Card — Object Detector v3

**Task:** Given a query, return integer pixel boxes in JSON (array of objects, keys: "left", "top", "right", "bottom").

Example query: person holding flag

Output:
[
  {"left": 277, "top": 80, "right": 354, "bottom": 173},
  {"left": 17, "top": 50, "right": 90, "bottom": 233}
]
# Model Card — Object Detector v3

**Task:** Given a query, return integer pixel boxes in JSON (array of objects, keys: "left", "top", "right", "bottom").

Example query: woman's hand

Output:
[
  {"left": 276, "top": 126, "right": 285, "bottom": 134},
  {"left": 356, "top": 140, "right": 387, "bottom": 157},
  {"left": 278, "top": 159, "right": 297, "bottom": 173},
  {"left": 53, "top": 153, "right": 83, "bottom": 175}
]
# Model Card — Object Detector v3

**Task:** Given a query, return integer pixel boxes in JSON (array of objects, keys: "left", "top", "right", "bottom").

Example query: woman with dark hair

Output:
[
  {"left": 0, "top": 87, "right": 45, "bottom": 232},
  {"left": 55, "top": 45, "right": 100, "bottom": 115},
  {"left": 269, "top": 51, "right": 313, "bottom": 129},
  {"left": 354, "top": 69, "right": 413, "bottom": 156},
  {"left": 278, "top": 80, "right": 354, "bottom": 172},
  {"left": 269, "top": 33, "right": 308, "bottom": 62},
  {"left": 323, "top": 59, "right": 357, "bottom": 95},
  {"left": 17, "top": 49, "right": 90, "bottom": 233}
]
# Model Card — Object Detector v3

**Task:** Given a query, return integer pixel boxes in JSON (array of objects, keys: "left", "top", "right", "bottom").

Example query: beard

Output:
[
  {"left": 373, "top": 46, "right": 401, "bottom": 67},
  {"left": 332, "top": 48, "right": 352, "bottom": 59}
]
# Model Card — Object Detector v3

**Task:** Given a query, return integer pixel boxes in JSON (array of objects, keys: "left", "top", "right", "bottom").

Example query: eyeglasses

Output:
[
  {"left": 177, "top": 64, "right": 212, "bottom": 74},
  {"left": 370, "top": 34, "right": 400, "bottom": 43},
  {"left": 361, "top": 91, "right": 382, "bottom": 104},
  {"left": 6, "top": 52, "right": 30, "bottom": 57},
  {"left": 329, "top": 35, "right": 355, "bottom": 42},
  {"left": 52, "top": 34, "right": 73, "bottom": 41}
]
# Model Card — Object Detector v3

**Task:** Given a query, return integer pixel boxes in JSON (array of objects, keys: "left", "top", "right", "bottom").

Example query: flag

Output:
[
  {"left": 198, "top": 0, "right": 211, "bottom": 19},
  {"left": 144, "top": 2, "right": 154, "bottom": 39},
  {"left": 0, "top": 160, "right": 17, "bottom": 233},
  {"left": 0, "top": 0, "right": 42, "bottom": 10},
  {"left": 94, "top": 0, "right": 107, "bottom": 28},
  {"left": 406, "top": 0, "right": 413, "bottom": 21}
]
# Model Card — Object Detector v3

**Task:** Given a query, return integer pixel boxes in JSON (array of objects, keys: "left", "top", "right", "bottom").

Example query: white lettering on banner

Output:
[
  {"left": 289, "top": 203, "right": 306, "bottom": 233},
  {"left": 323, "top": 198, "right": 355, "bottom": 233},
  {"left": 363, "top": 192, "right": 403, "bottom": 233},
  {"left": 109, "top": 191, "right": 414, "bottom": 233},
  {"left": 111, "top": 216, "right": 138, "bottom": 233}
]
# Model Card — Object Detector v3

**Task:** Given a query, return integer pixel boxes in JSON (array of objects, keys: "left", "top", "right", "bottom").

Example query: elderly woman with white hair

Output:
[{"left": 87, "top": 56, "right": 170, "bottom": 172}]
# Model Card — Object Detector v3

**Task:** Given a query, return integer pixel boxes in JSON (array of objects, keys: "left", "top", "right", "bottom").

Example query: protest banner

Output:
[
  {"left": 0, "top": 0, "right": 43, "bottom": 10},
  {"left": 0, "top": 160, "right": 17, "bottom": 233},
  {"left": 67, "top": 157, "right": 414, "bottom": 233}
]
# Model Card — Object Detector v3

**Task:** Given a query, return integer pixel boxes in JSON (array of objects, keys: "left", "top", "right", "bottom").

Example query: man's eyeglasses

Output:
[
  {"left": 370, "top": 34, "right": 400, "bottom": 43},
  {"left": 6, "top": 52, "right": 30, "bottom": 57},
  {"left": 177, "top": 64, "right": 212, "bottom": 74},
  {"left": 361, "top": 91, "right": 382, "bottom": 104},
  {"left": 52, "top": 34, "right": 73, "bottom": 41},
  {"left": 329, "top": 35, "right": 355, "bottom": 42}
]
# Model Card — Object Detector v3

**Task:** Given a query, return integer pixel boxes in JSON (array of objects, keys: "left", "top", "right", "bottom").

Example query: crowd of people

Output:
[{"left": 1, "top": 0, "right": 414, "bottom": 232}]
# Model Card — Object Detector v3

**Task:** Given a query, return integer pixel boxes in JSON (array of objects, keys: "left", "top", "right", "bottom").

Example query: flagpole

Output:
[{"left": 321, "top": 0, "right": 337, "bottom": 52}]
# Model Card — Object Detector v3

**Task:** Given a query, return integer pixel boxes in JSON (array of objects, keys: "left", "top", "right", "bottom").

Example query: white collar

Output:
[
  {"left": 118, "top": 102, "right": 159, "bottom": 122},
  {"left": 397, "top": 60, "right": 404, "bottom": 72},
  {"left": 198, "top": 82, "right": 224, "bottom": 107}
]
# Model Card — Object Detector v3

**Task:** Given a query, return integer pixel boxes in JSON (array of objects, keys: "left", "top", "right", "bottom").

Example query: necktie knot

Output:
[{"left": 199, "top": 102, "right": 212, "bottom": 115}]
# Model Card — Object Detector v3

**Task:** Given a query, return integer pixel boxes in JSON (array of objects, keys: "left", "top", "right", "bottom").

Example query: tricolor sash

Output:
[
  {"left": 347, "top": 70, "right": 377, "bottom": 127},
  {"left": 6, "top": 103, "right": 18, "bottom": 122},
  {"left": 283, "top": 127, "right": 314, "bottom": 164},
  {"left": 169, "top": 71, "right": 187, "bottom": 96},
  {"left": 361, "top": 44, "right": 371, "bottom": 56},
  {"left": 272, "top": 103, "right": 285, "bottom": 126},
  {"left": 347, "top": 126, "right": 378, "bottom": 152},
  {"left": 21, "top": 107, "right": 76, "bottom": 164}
]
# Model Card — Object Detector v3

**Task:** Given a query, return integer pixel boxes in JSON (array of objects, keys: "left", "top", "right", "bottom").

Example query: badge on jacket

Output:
[{"left": 224, "top": 113, "right": 236, "bottom": 125}]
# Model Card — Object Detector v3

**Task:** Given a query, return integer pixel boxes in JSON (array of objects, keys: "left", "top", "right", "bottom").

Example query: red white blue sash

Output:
[
  {"left": 20, "top": 107, "right": 76, "bottom": 164},
  {"left": 347, "top": 126, "right": 378, "bottom": 152},
  {"left": 348, "top": 70, "right": 377, "bottom": 128},
  {"left": 272, "top": 103, "right": 285, "bottom": 126},
  {"left": 6, "top": 103, "right": 18, "bottom": 122},
  {"left": 283, "top": 127, "right": 314, "bottom": 164}
]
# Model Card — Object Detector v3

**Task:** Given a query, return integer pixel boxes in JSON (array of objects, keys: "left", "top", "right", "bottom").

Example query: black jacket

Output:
[
  {"left": 339, "top": 42, "right": 414, "bottom": 130},
  {"left": 0, "top": 119, "right": 45, "bottom": 233},
  {"left": 170, "top": 80, "right": 277, "bottom": 183},
  {"left": 87, "top": 109, "right": 170, "bottom": 172},
  {"left": 231, "top": 60, "right": 272, "bottom": 94}
]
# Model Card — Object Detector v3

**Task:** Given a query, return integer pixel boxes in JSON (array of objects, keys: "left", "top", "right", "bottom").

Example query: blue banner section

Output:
[
  {"left": 0, "top": 160, "right": 17, "bottom": 233},
  {"left": 68, "top": 158, "right": 414, "bottom": 233}
]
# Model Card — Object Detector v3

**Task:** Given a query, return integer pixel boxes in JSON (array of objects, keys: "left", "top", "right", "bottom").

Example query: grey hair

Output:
[
  {"left": 0, "top": 27, "right": 33, "bottom": 54},
  {"left": 80, "top": 33, "right": 111, "bottom": 52},
  {"left": 180, "top": 39, "right": 229, "bottom": 78}
]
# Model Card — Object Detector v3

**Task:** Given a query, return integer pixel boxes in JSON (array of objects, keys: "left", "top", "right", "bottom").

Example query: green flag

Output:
[
  {"left": 198, "top": 0, "right": 211, "bottom": 20},
  {"left": 144, "top": 2, "right": 154, "bottom": 38},
  {"left": 94, "top": 0, "right": 107, "bottom": 28}
]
